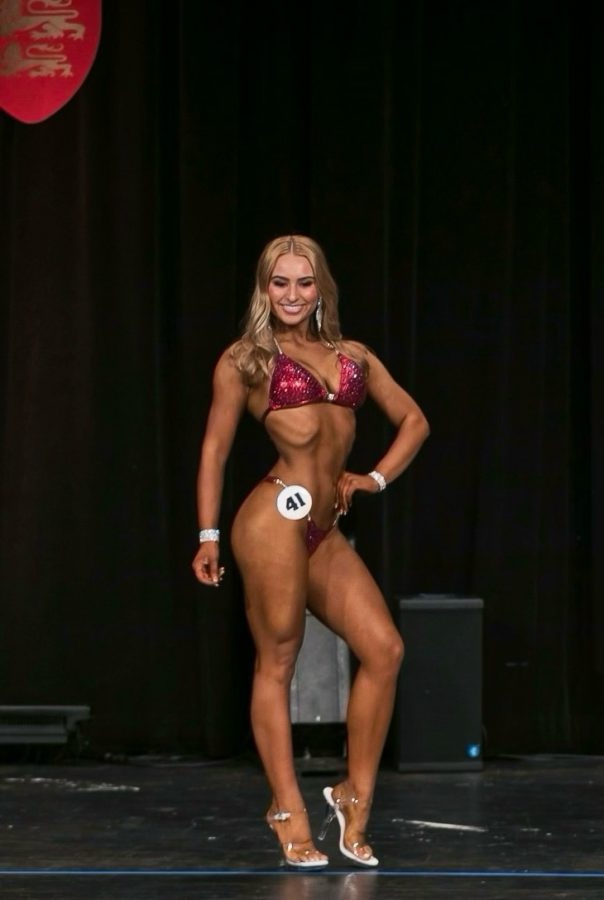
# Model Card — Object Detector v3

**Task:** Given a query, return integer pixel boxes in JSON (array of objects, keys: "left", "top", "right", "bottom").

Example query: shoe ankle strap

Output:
[
  {"left": 333, "top": 794, "right": 361, "bottom": 806},
  {"left": 268, "top": 807, "right": 307, "bottom": 822}
]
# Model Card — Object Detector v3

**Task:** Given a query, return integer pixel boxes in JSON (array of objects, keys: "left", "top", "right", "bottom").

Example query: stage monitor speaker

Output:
[
  {"left": 0, "top": 706, "right": 90, "bottom": 746},
  {"left": 290, "top": 610, "right": 350, "bottom": 724},
  {"left": 395, "top": 595, "right": 483, "bottom": 772}
]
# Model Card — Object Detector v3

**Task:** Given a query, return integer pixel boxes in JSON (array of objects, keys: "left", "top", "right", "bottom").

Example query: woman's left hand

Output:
[{"left": 335, "top": 472, "right": 381, "bottom": 515}]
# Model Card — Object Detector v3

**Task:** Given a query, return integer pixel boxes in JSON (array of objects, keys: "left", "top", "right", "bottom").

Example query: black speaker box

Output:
[{"left": 395, "top": 594, "right": 483, "bottom": 771}]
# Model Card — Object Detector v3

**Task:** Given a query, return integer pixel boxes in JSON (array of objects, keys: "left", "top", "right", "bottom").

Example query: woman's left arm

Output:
[{"left": 335, "top": 348, "right": 430, "bottom": 513}]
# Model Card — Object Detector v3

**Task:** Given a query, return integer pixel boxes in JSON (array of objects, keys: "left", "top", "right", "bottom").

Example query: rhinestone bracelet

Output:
[
  {"left": 368, "top": 470, "right": 387, "bottom": 492},
  {"left": 199, "top": 528, "right": 220, "bottom": 543}
]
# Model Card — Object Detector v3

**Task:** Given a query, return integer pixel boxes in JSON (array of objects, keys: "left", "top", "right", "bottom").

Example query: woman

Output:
[{"left": 192, "top": 235, "right": 429, "bottom": 869}]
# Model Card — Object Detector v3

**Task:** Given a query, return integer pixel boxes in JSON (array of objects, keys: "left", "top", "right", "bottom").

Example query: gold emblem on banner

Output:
[{"left": 0, "top": 0, "right": 86, "bottom": 78}]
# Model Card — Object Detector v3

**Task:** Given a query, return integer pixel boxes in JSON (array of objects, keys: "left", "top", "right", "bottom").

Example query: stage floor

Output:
[{"left": 0, "top": 755, "right": 603, "bottom": 898}]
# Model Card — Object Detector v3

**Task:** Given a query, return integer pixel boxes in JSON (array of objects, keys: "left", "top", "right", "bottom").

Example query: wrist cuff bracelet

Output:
[
  {"left": 199, "top": 528, "right": 220, "bottom": 543},
  {"left": 368, "top": 470, "right": 387, "bottom": 492}
]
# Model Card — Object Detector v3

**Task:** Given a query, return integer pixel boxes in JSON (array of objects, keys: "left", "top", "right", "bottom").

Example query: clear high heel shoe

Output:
[
  {"left": 318, "top": 786, "right": 379, "bottom": 867},
  {"left": 266, "top": 807, "right": 329, "bottom": 869}
]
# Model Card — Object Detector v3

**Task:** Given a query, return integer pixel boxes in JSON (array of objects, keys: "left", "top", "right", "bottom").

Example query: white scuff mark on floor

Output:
[
  {"left": 4, "top": 777, "right": 140, "bottom": 792},
  {"left": 77, "top": 783, "right": 141, "bottom": 792},
  {"left": 394, "top": 818, "right": 487, "bottom": 833}
]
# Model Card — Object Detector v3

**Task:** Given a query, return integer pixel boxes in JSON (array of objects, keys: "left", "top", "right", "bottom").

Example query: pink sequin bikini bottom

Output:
[{"left": 263, "top": 475, "right": 336, "bottom": 556}]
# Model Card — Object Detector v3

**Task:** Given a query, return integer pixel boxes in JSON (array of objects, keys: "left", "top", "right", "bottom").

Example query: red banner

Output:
[{"left": 0, "top": 0, "right": 101, "bottom": 124}]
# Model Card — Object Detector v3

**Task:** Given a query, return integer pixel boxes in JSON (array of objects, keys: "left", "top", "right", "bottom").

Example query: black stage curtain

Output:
[{"left": 1, "top": 0, "right": 602, "bottom": 756}]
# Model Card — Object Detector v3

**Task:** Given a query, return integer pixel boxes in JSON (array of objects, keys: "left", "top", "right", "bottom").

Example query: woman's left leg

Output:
[{"left": 307, "top": 529, "right": 404, "bottom": 858}]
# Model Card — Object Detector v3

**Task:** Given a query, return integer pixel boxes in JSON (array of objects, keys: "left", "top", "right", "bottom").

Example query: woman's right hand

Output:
[{"left": 192, "top": 541, "right": 225, "bottom": 587}]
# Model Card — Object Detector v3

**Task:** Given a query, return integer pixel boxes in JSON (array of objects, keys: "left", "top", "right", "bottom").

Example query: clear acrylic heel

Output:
[{"left": 318, "top": 786, "right": 379, "bottom": 868}]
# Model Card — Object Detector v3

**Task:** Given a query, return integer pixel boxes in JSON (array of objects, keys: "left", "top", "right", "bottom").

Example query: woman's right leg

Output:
[{"left": 231, "top": 488, "right": 325, "bottom": 861}]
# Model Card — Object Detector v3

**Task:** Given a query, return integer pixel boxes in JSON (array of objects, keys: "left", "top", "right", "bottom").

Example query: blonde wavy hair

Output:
[{"left": 231, "top": 235, "right": 344, "bottom": 386}]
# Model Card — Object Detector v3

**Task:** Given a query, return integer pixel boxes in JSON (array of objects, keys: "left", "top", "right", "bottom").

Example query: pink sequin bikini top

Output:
[{"left": 264, "top": 342, "right": 366, "bottom": 419}]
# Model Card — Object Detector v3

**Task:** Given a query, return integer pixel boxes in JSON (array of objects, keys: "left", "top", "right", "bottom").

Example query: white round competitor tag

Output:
[{"left": 276, "top": 484, "right": 313, "bottom": 521}]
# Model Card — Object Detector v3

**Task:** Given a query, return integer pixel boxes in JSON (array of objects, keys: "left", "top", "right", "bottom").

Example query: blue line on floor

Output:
[{"left": 0, "top": 868, "right": 604, "bottom": 878}]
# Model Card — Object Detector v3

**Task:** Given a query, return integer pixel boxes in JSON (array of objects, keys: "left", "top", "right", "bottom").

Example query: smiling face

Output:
[{"left": 268, "top": 253, "right": 319, "bottom": 332}]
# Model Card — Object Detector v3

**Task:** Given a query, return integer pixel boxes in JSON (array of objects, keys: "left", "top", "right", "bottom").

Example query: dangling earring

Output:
[{"left": 315, "top": 297, "right": 323, "bottom": 332}]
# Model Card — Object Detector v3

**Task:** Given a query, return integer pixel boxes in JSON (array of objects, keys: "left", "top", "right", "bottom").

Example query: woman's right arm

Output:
[{"left": 192, "top": 348, "right": 248, "bottom": 587}]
